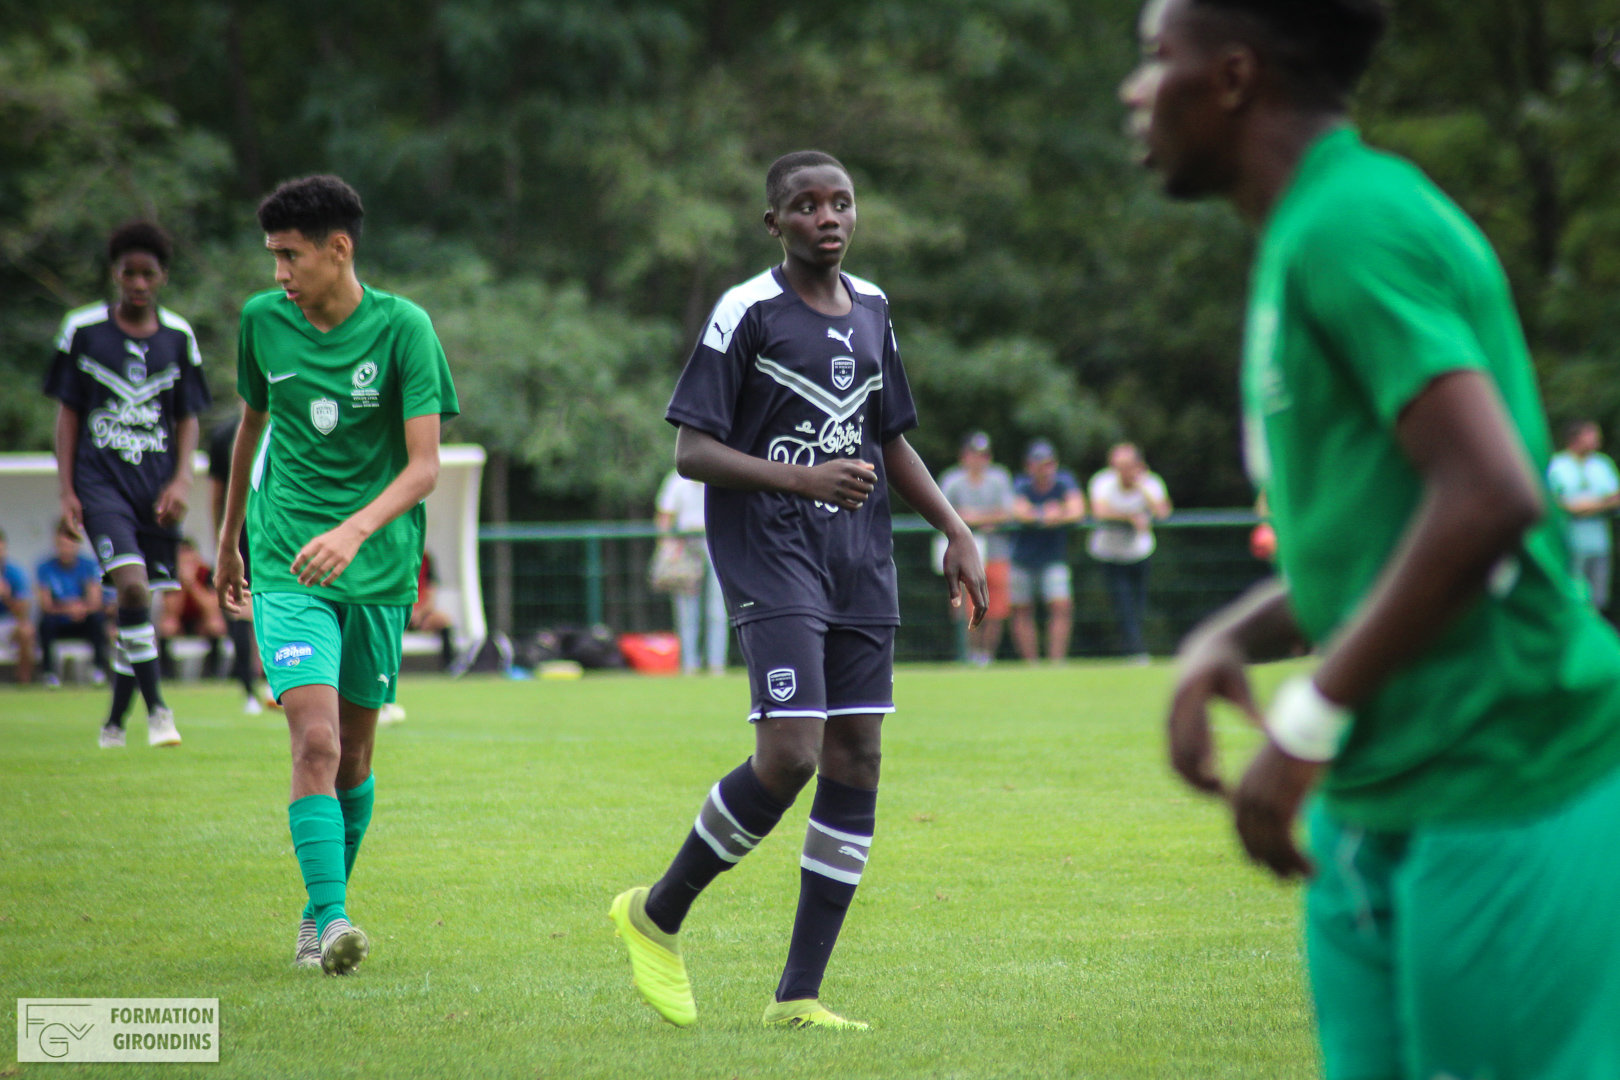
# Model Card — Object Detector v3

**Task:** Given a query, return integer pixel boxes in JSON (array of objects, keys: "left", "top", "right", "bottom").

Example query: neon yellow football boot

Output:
[
  {"left": 609, "top": 886, "right": 696, "bottom": 1027},
  {"left": 762, "top": 998, "right": 870, "bottom": 1030}
]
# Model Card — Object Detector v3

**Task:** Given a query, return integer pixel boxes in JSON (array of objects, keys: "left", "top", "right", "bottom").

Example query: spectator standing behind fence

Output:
[
  {"left": 1, "top": 529, "right": 38, "bottom": 684},
  {"left": 653, "top": 468, "right": 728, "bottom": 675},
  {"left": 1547, "top": 420, "right": 1620, "bottom": 610},
  {"left": 1088, "top": 443, "right": 1172, "bottom": 663},
  {"left": 938, "top": 431, "right": 1015, "bottom": 665},
  {"left": 1010, "top": 439, "right": 1086, "bottom": 663},
  {"left": 36, "top": 519, "right": 110, "bottom": 687}
]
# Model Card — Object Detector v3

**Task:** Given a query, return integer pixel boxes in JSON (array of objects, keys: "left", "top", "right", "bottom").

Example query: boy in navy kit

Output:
[
  {"left": 45, "top": 221, "right": 210, "bottom": 747},
  {"left": 610, "top": 150, "right": 987, "bottom": 1029}
]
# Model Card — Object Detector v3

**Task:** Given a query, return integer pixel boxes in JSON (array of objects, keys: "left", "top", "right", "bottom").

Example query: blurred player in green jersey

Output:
[
  {"left": 215, "top": 175, "right": 459, "bottom": 976},
  {"left": 1124, "top": 0, "right": 1620, "bottom": 1076}
]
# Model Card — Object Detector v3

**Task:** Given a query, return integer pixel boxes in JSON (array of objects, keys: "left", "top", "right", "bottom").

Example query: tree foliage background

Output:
[{"left": 3, "top": 0, "right": 1618, "bottom": 517}]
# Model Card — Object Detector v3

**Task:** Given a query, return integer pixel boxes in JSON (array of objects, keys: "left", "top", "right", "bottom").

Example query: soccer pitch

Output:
[{"left": 1, "top": 663, "right": 1315, "bottom": 1079}]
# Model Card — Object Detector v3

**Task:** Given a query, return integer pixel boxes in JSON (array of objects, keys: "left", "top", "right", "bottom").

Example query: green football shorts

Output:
[
  {"left": 1305, "top": 763, "right": 1620, "bottom": 1080},
  {"left": 253, "top": 591, "right": 409, "bottom": 709}
]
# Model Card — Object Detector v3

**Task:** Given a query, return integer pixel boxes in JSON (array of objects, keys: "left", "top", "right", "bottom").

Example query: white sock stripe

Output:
[
  {"left": 800, "top": 855, "right": 864, "bottom": 886},
  {"left": 706, "top": 783, "right": 761, "bottom": 843},
  {"left": 119, "top": 623, "right": 158, "bottom": 662},
  {"left": 693, "top": 817, "right": 745, "bottom": 863},
  {"left": 808, "top": 818, "right": 873, "bottom": 846}
]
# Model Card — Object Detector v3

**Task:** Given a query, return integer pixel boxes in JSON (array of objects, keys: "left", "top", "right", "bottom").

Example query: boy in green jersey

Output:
[
  {"left": 1124, "top": 1, "right": 1620, "bottom": 1076},
  {"left": 215, "top": 175, "right": 459, "bottom": 976}
]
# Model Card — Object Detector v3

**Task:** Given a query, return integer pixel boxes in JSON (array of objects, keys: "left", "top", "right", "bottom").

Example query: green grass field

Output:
[{"left": 1, "top": 663, "right": 1317, "bottom": 1079}]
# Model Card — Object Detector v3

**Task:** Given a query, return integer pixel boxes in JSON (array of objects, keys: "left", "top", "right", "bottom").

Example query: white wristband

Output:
[{"left": 1265, "top": 675, "right": 1351, "bottom": 762}]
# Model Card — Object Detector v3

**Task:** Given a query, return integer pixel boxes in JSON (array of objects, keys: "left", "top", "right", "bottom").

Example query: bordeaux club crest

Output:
[
  {"left": 767, "top": 667, "right": 797, "bottom": 702},
  {"left": 310, "top": 398, "right": 339, "bottom": 435},
  {"left": 831, "top": 357, "right": 855, "bottom": 391}
]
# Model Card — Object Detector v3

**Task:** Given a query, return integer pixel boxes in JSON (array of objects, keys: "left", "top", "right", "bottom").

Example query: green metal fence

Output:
[{"left": 477, "top": 511, "right": 1270, "bottom": 663}]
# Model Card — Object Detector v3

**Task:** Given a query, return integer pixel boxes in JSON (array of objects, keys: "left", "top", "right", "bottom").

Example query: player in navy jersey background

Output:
[
  {"left": 611, "top": 150, "right": 987, "bottom": 1030},
  {"left": 44, "top": 221, "right": 210, "bottom": 749}
]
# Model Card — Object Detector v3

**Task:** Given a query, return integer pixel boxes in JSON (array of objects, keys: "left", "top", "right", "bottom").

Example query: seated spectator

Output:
[
  {"left": 1, "top": 528, "right": 38, "bottom": 684},
  {"left": 410, "top": 552, "right": 456, "bottom": 669},
  {"left": 158, "top": 539, "right": 227, "bottom": 678},
  {"left": 36, "top": 518, "right": 109, "bottom": 686}
]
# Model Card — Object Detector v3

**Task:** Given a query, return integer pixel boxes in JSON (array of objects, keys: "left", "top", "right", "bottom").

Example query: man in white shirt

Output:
[
  {"left": 654, "top": 469, "right": 728, "bottom": 674},
  {"left": 1547, "top": 420, "right": 1620, "bottom": 610},
  {"left": 1087, "top": 443, "right": 1171, "bottom": 662}
]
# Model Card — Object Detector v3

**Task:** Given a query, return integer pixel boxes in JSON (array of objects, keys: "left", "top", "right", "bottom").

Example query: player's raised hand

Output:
[
  {"left": 215, "top": 541, "right": 248, "bottom": 615},
  {"left": 941, "top": 531, "right": 989, "bottom": 629},
  {"left": 1166, "top": 632, "right": 1263, "bottom": 796},
  {"left": 291, "top": 522, "right": 366, "bottom": 586},
  {"left": 1232, "top": 744, "right": 1320, "bottom": 880},
  {"left": 802, "top": 458, "right": 878, "bottom": 510}
]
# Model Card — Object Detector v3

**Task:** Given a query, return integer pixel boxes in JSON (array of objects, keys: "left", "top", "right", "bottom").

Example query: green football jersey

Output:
[
  {"left": 1243, "top": 128, "right": 1620, "bottom": 829},
  {"left": 238, "top": 285, "right": 459, "bottom": 605}
]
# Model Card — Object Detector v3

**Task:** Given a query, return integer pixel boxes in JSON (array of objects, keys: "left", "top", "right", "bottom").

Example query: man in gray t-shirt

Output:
[{"left": 939, "top": 432, "right": 1015, "bottom": 664}]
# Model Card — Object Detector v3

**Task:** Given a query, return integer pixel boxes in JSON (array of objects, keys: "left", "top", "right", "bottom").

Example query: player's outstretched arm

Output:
[
  {"left": 1231, "top": 370, "right": 1543, "bottom": 879},
  {"left": 1307, "top": 369, "right": 1542, "bottom": 710},
  {"left": 215, "top": 405, "right": 268, "bottom": 614},
  {"left": 291, "top": 413, "right": 443, "bottom": 587},
  {"left": 673, "top": 424, "right": 876, "bottom": 510},
  {"left": 883, "top": 435, "right": 988, "bottom": 627}
]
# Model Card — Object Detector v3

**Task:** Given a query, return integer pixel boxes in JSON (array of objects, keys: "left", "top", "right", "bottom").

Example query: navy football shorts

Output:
[
  {"left": 735, "top": 615, "right": 895, "bottom": 723},
  {"left": 82, "top": 497, "right": 180, "bottom": 592}
]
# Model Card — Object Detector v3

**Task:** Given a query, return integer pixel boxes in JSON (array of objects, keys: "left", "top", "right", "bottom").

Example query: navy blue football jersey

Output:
[
  {"left": 665, "top": 267, "right": 918, "bottom": 626},
  {"left": 44, "top": 303, "right": 212, "bottom": 517}
]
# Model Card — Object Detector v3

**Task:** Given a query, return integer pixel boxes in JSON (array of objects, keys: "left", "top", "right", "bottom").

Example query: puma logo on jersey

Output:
[
  {"left": 827, "top": 326, "right": 854, "bottom": 351},
  {"left": 712, "top": 320, "right": 735, "bottom": 346}
]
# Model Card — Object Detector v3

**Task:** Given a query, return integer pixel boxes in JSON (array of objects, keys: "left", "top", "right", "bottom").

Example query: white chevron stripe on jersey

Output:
[
  {"left": 76, "top": 354, "right": 184, "bottom": 405},
  {"left": 754, "top": 356, "right": 883, "bottom": 423}
]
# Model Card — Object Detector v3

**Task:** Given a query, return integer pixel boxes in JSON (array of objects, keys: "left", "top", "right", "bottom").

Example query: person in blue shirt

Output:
[
  {"left": 35, "top": 518, "right": 109, "bottom": 687},
  {"left": 1009, "top": 439, "right": 1087, "bottom": 662},
  {"left": 1547, "top": 420, "right": 1620, "bottom": 609},
  {"left": 0, "top": 528, "right": 38, "bottom": 684}
]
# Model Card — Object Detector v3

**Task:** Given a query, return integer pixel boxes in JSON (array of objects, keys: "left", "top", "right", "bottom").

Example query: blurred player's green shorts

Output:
[
  {"left": 253, "top": 591, "right": 409, "bottom": 709},
  {"left": 1305, "top": 763, "right": 1620, "bottom": 1080}
]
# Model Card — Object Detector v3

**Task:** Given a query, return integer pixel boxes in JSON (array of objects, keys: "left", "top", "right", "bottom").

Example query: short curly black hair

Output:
[
  {"left": 1190, "top": 0, "right": 1388, "bottom": 106},
  {"left": 256, "top": 175, "right": 365, "bottom": 246},
  {"left": 107, "top": 221, "right": 174, "bottom": 268},
  {"left": 765, "top": 151, "right": 850, "bottom": 211}
]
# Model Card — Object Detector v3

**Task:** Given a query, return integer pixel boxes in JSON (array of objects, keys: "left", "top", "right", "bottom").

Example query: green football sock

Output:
[
  {"left": 339, "top": 774, "right": 374, "bottom": 880},
  {"left": 288, "top": 795, "right": 346, "bottom": 936},
  {"left": 301, "top": 775, "right": 375, "bottom": 922}
]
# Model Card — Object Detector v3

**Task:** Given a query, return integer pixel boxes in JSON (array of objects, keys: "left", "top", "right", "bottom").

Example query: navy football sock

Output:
[
  {"left": 644, "top": 759, "right": 791, "bottom": 935},
  {"left": 776, "top": 774, "right": 877, "bottom": 1003}
]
